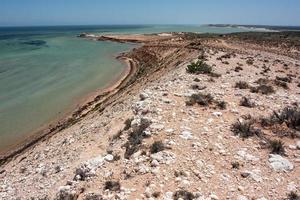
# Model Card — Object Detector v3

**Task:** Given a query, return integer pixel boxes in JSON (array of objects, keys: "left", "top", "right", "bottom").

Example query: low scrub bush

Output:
[
  {"left": 276, "top": 76, "right": 292, "bottom": 83},
  {"left": 124, "top": 118, "right": 133, "bottom": 131},
  {"left": 231, "top": 120, "right": 261, "bottom": 138},
  {"left": 216, "top": 100, "right": 227, "bottom": 110},
  {"left": 273, "top": 106, "right": 300, "bottom": 131},
  {"left": 275, "top": 79, "right": 289, "bottom": 89},
  {"left": 186, "top": 93, "right": 214, "bottom": 106},
  {"left": 246, "top": 59, "right": 254, "bottom": 65},
  {"left": 173, "top": 190, "right": 195, "bottom": 200},
  {"left": 287, "top": 191, "right": 299, "bottom": 200},
  {"left": 150, "top": 141, "right": 165, "bottom": 154},
  {"left": 104, "top": 181, "right": 121, "bottom": 192},
  {"left": 186, "top": 60, "right": 212, "bottom": 74},
  {"left": 235, "top": 81, "right": 249, "bottom": 89},
  {"left": 240, "top": 97, "right": 255, "bottom": 108},
  {"left": 234, "top": 66, "right": 243, "bottom": 72},
  {"left": 269, "top": 140, "right": 285, "bottom": 155},
  {"left": 250, "top": 84, "right": 275, "bottom": 95},
  {"left": 124, "top": 118, "right": 151, "bottom": 159}
]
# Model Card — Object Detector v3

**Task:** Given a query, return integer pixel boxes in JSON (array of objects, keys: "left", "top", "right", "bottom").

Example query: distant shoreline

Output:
[{"left": 207, "top": 24, "right": 300, "bottom": 32}]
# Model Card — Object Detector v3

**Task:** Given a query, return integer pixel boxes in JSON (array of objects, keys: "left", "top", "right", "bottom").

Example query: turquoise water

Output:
[{"left": 0, "top": 25, "right": 253, "bottom": 151}]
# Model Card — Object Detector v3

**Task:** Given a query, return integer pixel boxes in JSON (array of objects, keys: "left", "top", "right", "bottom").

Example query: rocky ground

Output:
[{"left": 0, "top": 33, "right": 299, "bottom": 200}]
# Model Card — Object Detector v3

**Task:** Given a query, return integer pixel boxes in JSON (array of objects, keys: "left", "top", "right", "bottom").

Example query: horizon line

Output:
[{"left": 0, "top": 23, "right": 300, "bottom": 28}]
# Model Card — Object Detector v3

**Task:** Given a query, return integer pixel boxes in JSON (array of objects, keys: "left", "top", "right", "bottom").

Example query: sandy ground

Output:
[{"left": 0, "top": 33, "right": 299, "bottom": 200}]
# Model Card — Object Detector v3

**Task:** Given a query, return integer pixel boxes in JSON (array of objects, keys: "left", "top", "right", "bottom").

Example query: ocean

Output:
[{"left": 0, "top": 25, "right": 253, "bottom": 151}]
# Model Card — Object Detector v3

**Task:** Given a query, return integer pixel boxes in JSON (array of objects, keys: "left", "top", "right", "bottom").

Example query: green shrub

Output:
[
  {"left": 269, "top": 140, "right": 285, "bottom": 155},
  {"left": 186, "top": 60, "right": 212, "bottom": 74}
]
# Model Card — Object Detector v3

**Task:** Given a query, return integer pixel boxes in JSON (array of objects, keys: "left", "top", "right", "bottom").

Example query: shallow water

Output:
[{"left": 0, "top": 25, "right": 252, "bottom": 151}]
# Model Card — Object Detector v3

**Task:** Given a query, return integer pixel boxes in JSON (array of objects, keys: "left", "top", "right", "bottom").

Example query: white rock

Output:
[
  {"left": 269, "top": 154, "right": 294, "bottom": 172},
  {"left": 161, "top": 98, "right": 172, "bottom": 104},
  {"left": 163, "top": 192, "right": 173, "bottom": 200},
  {"left": 212, "top": 112, "right": 223, "bottom": 117},
  {"left": 165, "top": 128, "right": 175, "bottom": 133},
  {"left": 150, "top": 151, "right": 176, "bottom": 164},
  {"left": 180, "top": 131, "right": 193, "bottom": 140},
  {"left": 74, "top": 156, "right": 105, "bottom": 180},
  {"left": 151, "top": 160, "right": 160, "bottom": 167},
  {"left": 104, "top": 154, "right": 114, "bottom": 162},
  {"left": 287, "top": 182, "right": 297, "bottom": 192},
  {"left": 236, "top": 150, "right": 259, "bottom": 162},
  {"left": 237, "top": 195, "right": 248, "bottom": 200},
  {"left": 210, "top": 194, "right": 219, "bottom": 200},
  {"left": 289, "top": 145, "right": 297, "bottom": 150}
]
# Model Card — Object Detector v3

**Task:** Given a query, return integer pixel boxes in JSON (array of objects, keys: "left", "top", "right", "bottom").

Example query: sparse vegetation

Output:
[
  {"left": 190, "top": 84, "right": 206, "bottom": 90},
  {"left": 152, "top": 192, "right": 161, "bottom": 198},
  {"left": 186, "top": 93, "right": 214, "bottom": 106},
  {"left": 231, "top": 161, "right": 240, "bottom": 169},
  {"left": 234, "top": 66, "right": 243, "bottom": 72},
  {"left": 124, "top": 118, "right": 151, "bottom": 159},
  {"left": 235, "top": 81, "right": 249, "bottom": 89},
  {"left": 186, "top": 60, "right": 212, "bottom": 74},
  {"left": 104, "top": 181, "right": 121, "bottom": 192},
  {"left": 173, "top": 190, "right": 195, "bottom": 200},
  {"left": 231, "top": 120, "right": 261, "bottom": 138},
  {"left": 259, "top": 106, "right": 300, "bottom": 138},
  {"left": 275, "top": 79, "right": 289, "bottom": 89},
  {"left": 216, "top": 100, "right": 227, "bottom": 110},
  {"left": 287, "top": 191, "right": 300, "bottom": 200},
  {"left": 273, "top": 106, "right": 300, "bottom": 131},
  {"left": 124, "top": 118, "right": 133, "bottom": 131},
  {"left": 150, "top": 141, "right": 165, "bottom": 154},
  {"left": 186, "top": 60, "right": 221, "bottom": 78},
  {"left": 250, "top": 84, "right": 275, "bottom": 95},
  {"left": 246, "top": 59, "right": 254, "bottom": 65},
  {"left": 217, "top": 53, "right": 233, "bottom": 60},
  {"left": 269, "top": 140, "right": 285, "bottom": 155},
  {"left": 240, "top": 97, "right": 255, "bottom": 108},
  {"left": 276, "top": 76, "right": 292, "bottom": 83}
]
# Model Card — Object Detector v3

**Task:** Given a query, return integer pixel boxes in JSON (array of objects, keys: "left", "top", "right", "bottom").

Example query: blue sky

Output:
[{"left": 0, "top": 0, "right": 299, "bottom": 26}]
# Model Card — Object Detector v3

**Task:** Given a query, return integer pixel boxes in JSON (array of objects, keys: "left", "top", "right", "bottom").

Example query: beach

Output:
[{"left": 0, "top": 31, "right": 300, "bottom": 199}]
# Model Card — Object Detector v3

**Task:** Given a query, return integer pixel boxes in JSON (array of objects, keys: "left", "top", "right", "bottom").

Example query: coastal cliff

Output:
[{"left": 0, "top": 32, "right": 300, "bottom": 200}]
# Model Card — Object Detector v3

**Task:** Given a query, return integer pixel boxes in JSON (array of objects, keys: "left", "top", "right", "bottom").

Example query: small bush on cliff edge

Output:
[{"left": 186, "top": 60, "right": 212, "bottom": 74}]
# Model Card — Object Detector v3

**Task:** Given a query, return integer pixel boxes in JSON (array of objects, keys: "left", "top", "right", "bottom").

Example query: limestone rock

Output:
[{"left": 268, "top": 154, "right": 294, "bottom": 172}]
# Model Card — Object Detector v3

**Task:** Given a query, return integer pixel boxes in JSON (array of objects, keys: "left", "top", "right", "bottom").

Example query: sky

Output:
[{"left": 0, "top": 0, "right": 300, "bottom": 27}]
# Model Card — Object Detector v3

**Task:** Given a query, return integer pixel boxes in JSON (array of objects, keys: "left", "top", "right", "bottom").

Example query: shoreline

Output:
[{"left": 0, "top": 53, "right": 138, "bottom": 166}]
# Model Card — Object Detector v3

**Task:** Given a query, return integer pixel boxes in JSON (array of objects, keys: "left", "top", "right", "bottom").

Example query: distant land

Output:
[{"left": 207, "top": 24, "right": 300, "bottom": 31}]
